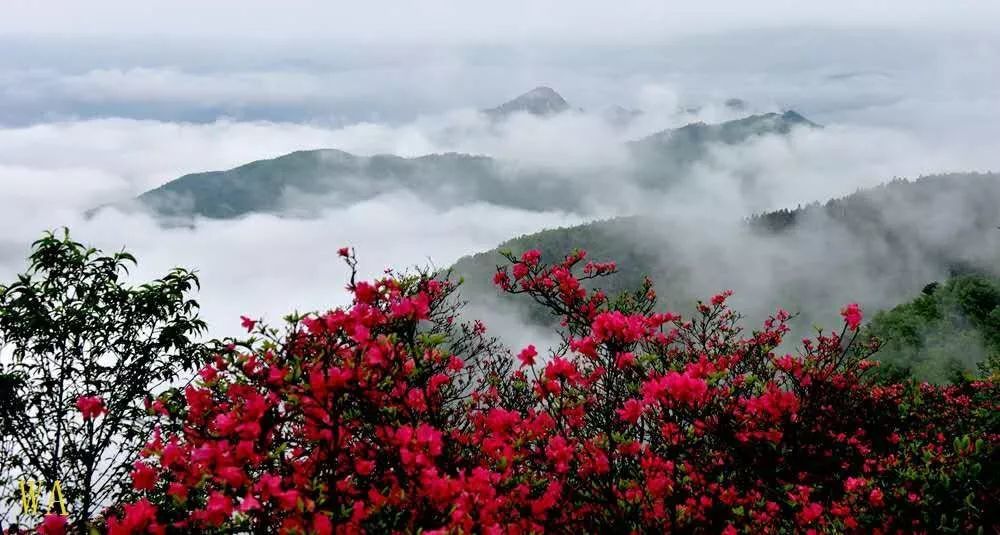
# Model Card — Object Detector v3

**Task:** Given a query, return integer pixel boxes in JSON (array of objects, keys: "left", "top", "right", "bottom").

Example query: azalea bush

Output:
[{"left": 66, "top": 248, "right": 996, "bottom": 534}]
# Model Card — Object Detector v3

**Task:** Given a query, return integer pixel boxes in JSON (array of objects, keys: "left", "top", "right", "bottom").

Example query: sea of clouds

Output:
[{"left": 1, "top": 26, "right": 999, "bottom": 341}]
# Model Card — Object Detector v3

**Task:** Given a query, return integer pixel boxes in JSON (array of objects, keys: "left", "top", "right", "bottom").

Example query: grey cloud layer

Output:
[
  {"left": 2, "top": 103, "right": 997, "bottom": 342},
  {"left": 1, "top": 26, "right": 998, "bottom": 345},
  {"left": 4, "top": 1, "right": 1000, "bottom": 43},
  {"left": 2, "top": 29, "right": 998, "bottom": 127}
]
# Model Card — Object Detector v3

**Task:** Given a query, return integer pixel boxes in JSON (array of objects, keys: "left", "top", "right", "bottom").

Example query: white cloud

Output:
[
  {"left": 1, "top": 108, "right": 997, "bottom": 341},
  {"left": 69, "top": 197, "right": 582, "bottom": 339},
  {"left": 0, "top": 118, "right": 439, "bottom": 197},
  {"left": 689, "top": 123, "right": 1000, "bottom": 214},
  {"left": 0, "top": 116, "right": 596, "bottom": 338},
  {"left": 0, "top": 27, "right": 999, "bottom": 340}
]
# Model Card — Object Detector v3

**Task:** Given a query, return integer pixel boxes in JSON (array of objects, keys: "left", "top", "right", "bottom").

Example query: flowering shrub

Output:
[{"left": 88, "top": 248, "right": 996, "bottom": 534}]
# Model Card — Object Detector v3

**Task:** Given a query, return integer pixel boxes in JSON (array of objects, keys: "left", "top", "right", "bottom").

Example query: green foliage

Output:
[
  {"left": 865, "top": 274, "right": 1000, "bottom": 383},
  {"left": 0, "top": 230, "right": 209, "bottom": 526}
]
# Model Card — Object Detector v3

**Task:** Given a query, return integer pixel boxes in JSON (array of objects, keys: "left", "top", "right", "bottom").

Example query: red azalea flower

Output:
[
  {"left": 131, "top": 461, "right": 158, "bottom": 491},
  {"left": 37, "top": 514, "right": 68, "bottom": 535},
  {"left": 76, "top": 395, "right": 107, "bottom": 420},
  {"left": 840, "top": 303, "right": 863, "bottom": 331},
  {"left": 520, "top": 249, "right": 541, "bottom": 266},
  {"left": 616, "top": 398, "right": 643, "bottom": 424},
  {"left": 868, "top": 487, "right": 884, "bottom": 508},
  {"left": 517, "top": 345, "right": 538, "bottom": 367}
]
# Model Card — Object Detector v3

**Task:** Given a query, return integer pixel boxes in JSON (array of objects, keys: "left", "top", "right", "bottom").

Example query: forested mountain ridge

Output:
[
  {"left": 100, "top": 104, "right": 817, "bottom": 220},
  {"left": 628, "top": 110, "right": 816, "bottom": 154},
  {"left": 128, "top": 150, "right": 585, "bottom": 219},
  {"left": 449, "top": 172, "right": 1000, "bottom": 380}
]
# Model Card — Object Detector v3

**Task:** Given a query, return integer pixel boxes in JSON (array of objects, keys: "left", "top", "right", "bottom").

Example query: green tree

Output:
[
  {"left": 0, "top": 230, "right": 208, "bottom": 527},
  {"left": 865, "top": 274, "right": 1000, "bottom": 383}
]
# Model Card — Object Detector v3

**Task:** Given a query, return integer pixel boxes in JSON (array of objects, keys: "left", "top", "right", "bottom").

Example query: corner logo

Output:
[{"left": 18, "top": 479, "right": 68, "bottom": 516}]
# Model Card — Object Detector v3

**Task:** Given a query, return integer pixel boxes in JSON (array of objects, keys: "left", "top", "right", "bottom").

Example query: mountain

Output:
[
  {"left": 111, "top": 108, "right": 817, "bottom": 221},
  {"left": 627, "top": 110, "right": 818, "bottom": 184},
  {"left": 482, "top": 86, "right": 571, "bottom": 119},
  {"left": 448, "top": 173, "right": 1000, "bottom": 381},
  {"left": 629, "top": 110, "right": 816, "bottom": 154},
  {"left": 124, "top": 150, "right": 583, "bottom": 220}
]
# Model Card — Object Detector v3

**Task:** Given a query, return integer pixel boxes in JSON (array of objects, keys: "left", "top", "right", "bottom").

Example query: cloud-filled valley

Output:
[{"left": 1, "top": 27, "right": 999, "bottom": 344}]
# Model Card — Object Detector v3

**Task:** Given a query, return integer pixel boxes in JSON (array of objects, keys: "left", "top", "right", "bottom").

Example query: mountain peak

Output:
[
  {"left": 780, "top": 109, "right": 815, "bottom": 126},
  {"left": 483, "top": 86, "right": 570, "bottom": 118},
  {"left": 521, "top": 86, "right": 563, "bottom": 100}
]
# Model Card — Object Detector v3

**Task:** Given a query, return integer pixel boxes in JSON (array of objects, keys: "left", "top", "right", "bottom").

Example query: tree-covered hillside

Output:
[
  {"left": 129, "top": 150, "right": 583, "bottom": 219},
  {"left": 103, "top": 109, "right": 816, "bottom": 220},
  {"left": 865, "top": 274, "right": 1000, "bottom": 383},
  {"left": 627, "top": 110, "right": 817, "bottom": 185},
  {"left": 450, "top": 173, "right": 1000, "bottom": 380}
]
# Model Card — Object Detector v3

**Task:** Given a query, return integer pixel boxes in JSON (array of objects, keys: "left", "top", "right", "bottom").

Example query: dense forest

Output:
[{"left": 865, "top": 274, "right": 1000, "bottom": 383}]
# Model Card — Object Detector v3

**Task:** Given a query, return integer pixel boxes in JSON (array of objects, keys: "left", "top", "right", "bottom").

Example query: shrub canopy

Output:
[{"left": 79, "top": 247, "right": 998, "bottom": 534}]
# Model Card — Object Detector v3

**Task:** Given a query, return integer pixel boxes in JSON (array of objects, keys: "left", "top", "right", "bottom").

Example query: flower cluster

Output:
[
  {"left": 83, "top": 249, "right": 996, "bottom": 534},
  {"left": 75, "top": 395, "right": 108, "bottom": 420}
]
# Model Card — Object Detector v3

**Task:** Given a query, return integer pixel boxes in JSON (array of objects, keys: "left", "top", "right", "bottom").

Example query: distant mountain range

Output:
[
  {"left": 99, "top": 88, "right": 817, "bottom": 221},
  {"left": 626, "top": 110, "right": 815, "bottom": 185},
  {"left": 80, "top": 86, "right": 1000, "bottom": 380},
  {"left": 126, "top": 150, "right": 586, "bottom": 219}
]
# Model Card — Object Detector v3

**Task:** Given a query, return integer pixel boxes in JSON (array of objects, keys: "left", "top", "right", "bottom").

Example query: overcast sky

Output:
[{"left": 5, "top": 0, "right": 1000, "bottom": 43}]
